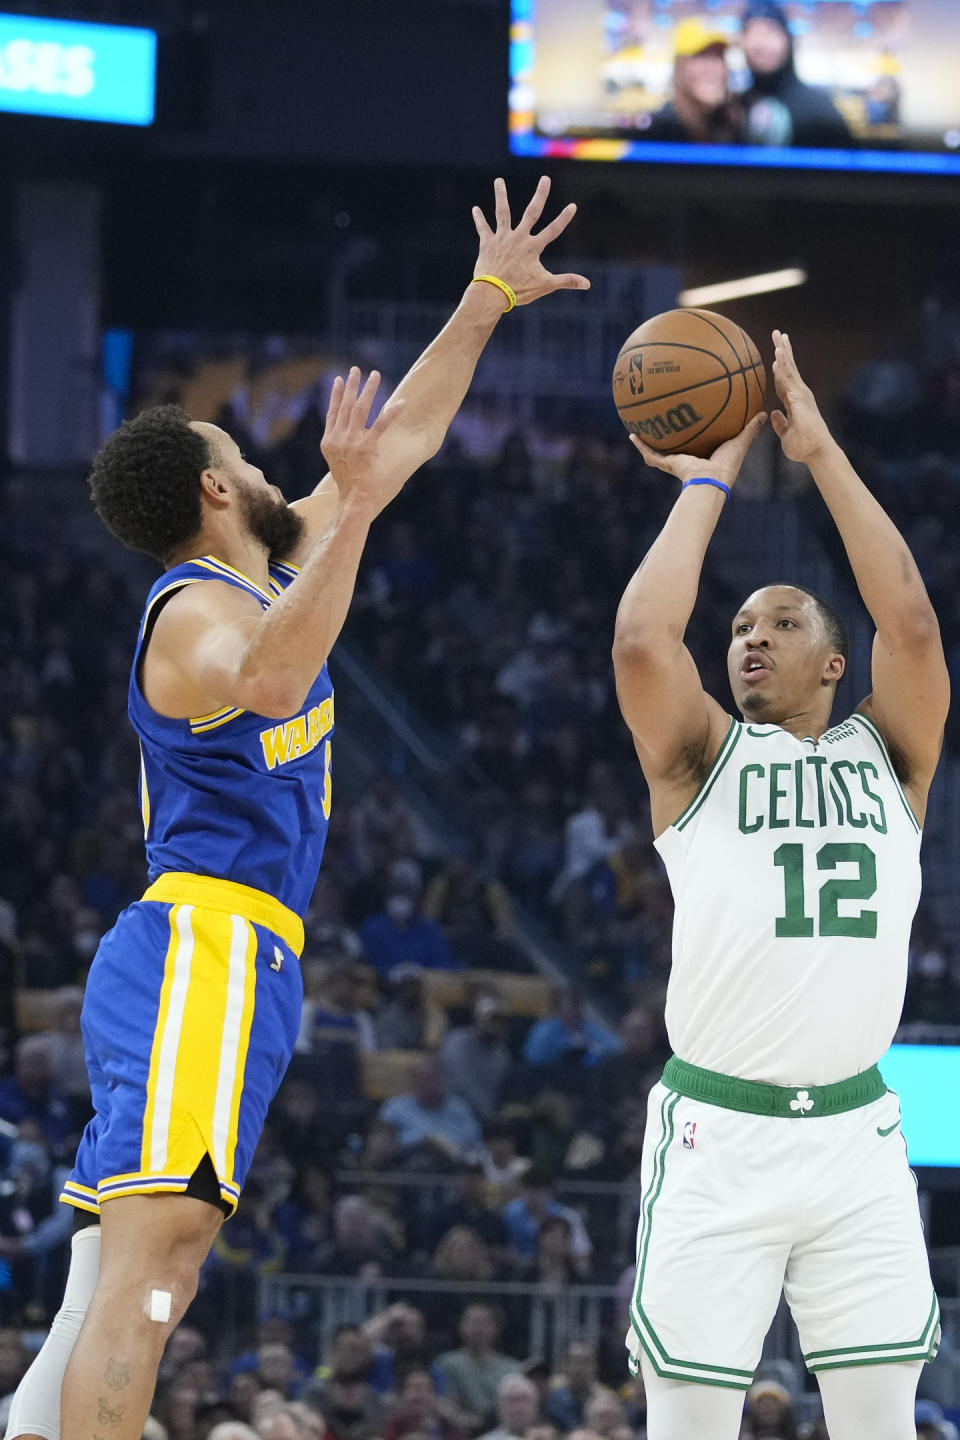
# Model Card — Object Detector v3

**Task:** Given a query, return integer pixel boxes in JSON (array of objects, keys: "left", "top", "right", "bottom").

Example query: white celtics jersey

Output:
[{"left": 655, "top": 711, "right": 922, "bottom": 1086}]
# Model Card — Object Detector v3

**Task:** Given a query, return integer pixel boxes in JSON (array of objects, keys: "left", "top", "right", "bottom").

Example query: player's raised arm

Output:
[
  {"left": 612, "top": 414, "right": 766, "bottom": 832},
  {"left": 287, "top": 176, "right": 590, "bottom": 557},
  {"left": 770, "top": 329, "right": 949, "bottom": 817}
]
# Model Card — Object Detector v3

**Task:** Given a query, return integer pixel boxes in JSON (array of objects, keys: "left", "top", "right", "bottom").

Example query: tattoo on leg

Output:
[
  {"left": 98, "top": 1397, "right": 126, "bottom": 1425},
  {"left": 104, "top": 1357, "right": 131, "bottom": 1391}
]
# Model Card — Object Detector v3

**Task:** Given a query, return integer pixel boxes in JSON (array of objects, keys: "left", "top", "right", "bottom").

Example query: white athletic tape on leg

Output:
[{"left": 148, "top": 1289, "right": 172, "bottom": 1323}]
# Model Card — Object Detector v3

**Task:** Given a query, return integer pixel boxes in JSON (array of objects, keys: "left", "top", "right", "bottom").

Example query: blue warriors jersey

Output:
[{"left": 130, "top": 555, "right": 334, "bottom": 917}]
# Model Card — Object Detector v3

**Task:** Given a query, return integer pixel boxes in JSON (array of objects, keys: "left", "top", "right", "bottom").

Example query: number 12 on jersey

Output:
[{"left": 773, "top": 842, "right": 877, "bottom": 939}]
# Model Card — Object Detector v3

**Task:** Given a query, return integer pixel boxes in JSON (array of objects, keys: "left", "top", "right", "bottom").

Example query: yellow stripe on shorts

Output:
[
  {"left": 140, "top": 903, "right": 258, "bottom": 1190},
  {"left": 141, "top": 904, "right": 195, "bottom": 1175}
]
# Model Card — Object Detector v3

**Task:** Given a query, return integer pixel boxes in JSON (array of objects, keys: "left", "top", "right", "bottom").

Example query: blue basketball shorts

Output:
[{"left": 61, "top": 872, "right": 304, "bottom": 1217}]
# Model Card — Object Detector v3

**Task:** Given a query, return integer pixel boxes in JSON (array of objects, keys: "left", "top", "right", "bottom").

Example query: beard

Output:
[
  {"left": 739, "top": 689, "right": 770, "bottom": 714},
  {"left": 240, "top": 483, "right": 305, "bottom": 561}
]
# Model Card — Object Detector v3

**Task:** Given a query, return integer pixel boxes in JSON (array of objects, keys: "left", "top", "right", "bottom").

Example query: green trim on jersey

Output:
[
  {"left": 628, "top": 1091, "right": 755, "bottom": 1390},
  {"left": 674, "top": 718, "right": 742, "bottom": 833},
  {"left": 662, "top": 1055, "right": 887, "bottom": 1118},
  {"left": 849, "top": 712, "right": 921, "bottom": 834},
  {"left": 804, "top": 1293, "right": 940, "bottom": 1372}
]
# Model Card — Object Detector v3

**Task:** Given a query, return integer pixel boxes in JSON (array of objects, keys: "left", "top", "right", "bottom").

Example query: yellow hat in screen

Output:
[{"left": 673, "top": 16, "right": 729, "bottom": 57}]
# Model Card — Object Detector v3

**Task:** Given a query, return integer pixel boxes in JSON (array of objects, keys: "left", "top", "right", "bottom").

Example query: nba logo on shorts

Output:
[
  {"left": 682, "top": 1120, "right": 697, "bottom": 1150},
  {"left": 271, "top": 946, "right": 284, "bottom": 972}
]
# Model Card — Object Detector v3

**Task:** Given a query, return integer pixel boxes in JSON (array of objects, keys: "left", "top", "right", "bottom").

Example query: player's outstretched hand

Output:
[
  {"left": 630, "top": 410, "right": 768, "bottom": 490},
  {"left": 770, "top": 329, "right": 833, "bottom": 465},
  {"left": 472, "top": 176, "right": 591, "bottom": 306},
  {"left": 321, "top": 367, "right": 408, "bottom": 517}
]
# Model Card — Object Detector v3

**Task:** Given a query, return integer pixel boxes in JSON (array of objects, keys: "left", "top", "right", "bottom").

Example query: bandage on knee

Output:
[{"left": 147, "top": 1288, "right": 172, "bottom": 1323}]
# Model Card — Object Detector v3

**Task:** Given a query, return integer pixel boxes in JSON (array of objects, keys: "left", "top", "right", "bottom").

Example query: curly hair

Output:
[{"left": 88, "top": 405, "right": 218, "bottom": 563}]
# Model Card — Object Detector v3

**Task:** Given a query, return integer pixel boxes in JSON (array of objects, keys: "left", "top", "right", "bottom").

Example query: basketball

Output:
[{"left": 612, "top": 308, "right": 766, "bottom": 458}]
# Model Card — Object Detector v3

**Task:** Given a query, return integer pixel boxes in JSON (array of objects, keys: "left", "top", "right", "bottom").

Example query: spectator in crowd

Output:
[
  {"left": 375, "top": 964, "right": 448, "bottom": 1051},
  {"left": 0, "top": 1329, "right": 31, "bottom": 1417},
  {"left": 350, "top": 771, "right": 428, "bottom": 878},
  {"left": 288, "top": 1401, "right": 328, "bottom": 1439},
  {"left": 530, "top": 1215, "right": 581, "bottom": 1288},
  {"left": 207, "top": 1424, "right": 260, "bottom": 1440},
  {"left": 581, "top": 1390, "right": 626, "bottom": 1438},
  {"left": 477, "top": 1373, "right": 541, "bottom": 1440},
  {"left": 418, "top": 1160, "right": 508, "bottom": 1255},
  {"left": 297, "top": 956, "right": 376, "bottom": 1057},
  {"left": 154, "top": 1379, "right": 201, "bottom": 1440},
  {"left": 361, "top": 860, "right": 457, "bottom": 977},
  {"left": 549, "top": 777, "right": 630, "bottom": 923},
  {"left": 740, "top": 0, "right": 851, "bottom": 149},
  {"left": 227, "top": 1369, "right": 265, "bottom": 1420},
  {"left": 379, "top": 1056, "right": 483, "bottom": 1164},
  {"left": 273, "top": 1163, "right": 335, "bottom": 1271},
  {"left": 903, "top": 941, "right": 960, "bottom": 1025},
  {"left": 431, "top": 1227, "right": 497, "bottom": 1286},
  {"left": 527, "top": 1091, "right": 579, "bottom": 1176},
  {"left": 501, "top": 1169, "right": 592, "bottom": 1277},
  {"left": 544, "top": 1341, "right": 602, "bottom": 1432},
  {"left": 42, "top": 985, "right": 91, "bottom": 1119},
  {"left": 480, "top": 1122, "right": 529, "bottom": 1203},
  {"left": 436, "top": 1303, "right": 521, "bottom": 1433},
  {"left": 0, "top": 1035, "right": 73, "bottom": 1152},
  {"left": 269, "top": 1076, "right": 337, "bottom": 1167},
  {"left": 360, "top": 1303, "right": 446, "bottom": 1395},
  {"left": 256, "top": 1342, "right": 306, "bottom": 1400},
  {"left": 586, "top": 1006, "right": 666, "bottom": 1121},
  {"left": 915, "top": 1398, "right": 948, "bottom": 1439},
  {"left": 0, "top": 1121, "right": 72, "bottom": 1320},
  {"left": 522, "top": 988, "right": 619, "bottom": 1078},
  {"left": 309, "top": 1322, "right": 378, "bottom": 1392},
  {"left": 744, "top": 1377, "right": 799, "bottom": 1438},
  {"left": 383, "top": 1366, "right": 466, "bottom": 1440},
  {"left": 229, "top": 1312, "right": 312, "bottom": 1390},
  {"left": 303, "top": 1341, "right": 386, "bottom": 1440},
  {"left": 341, "top": 1118, "right": 403, "bottom": 1176},
  {"left": 441, "top": 993, "right": 513, "bottom": 1124},
  {"left": 159, "top": 1324, "right": 209, "bottom": 1386},
  {"left": 312, "top": 1194, "right": 396, "bottom": 1278},
  {"left": 423, "top": 846, "right": 519, "bottom": 969}
]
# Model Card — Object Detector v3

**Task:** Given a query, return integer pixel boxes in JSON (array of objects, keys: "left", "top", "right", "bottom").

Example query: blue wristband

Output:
[{"left": 681, "top": 476, "right": 730, "bottom": 498}]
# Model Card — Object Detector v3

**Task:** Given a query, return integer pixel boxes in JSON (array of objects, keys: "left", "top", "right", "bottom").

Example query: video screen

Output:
[
  {"left": 509, "top": 0, "right": 960, "bottom": 174},
  {"left": 881, "top": 1045, "right": 960, "bottom": 1169},
  {"left": 0, "top": 11, "right": 156, "bottom": 127}
]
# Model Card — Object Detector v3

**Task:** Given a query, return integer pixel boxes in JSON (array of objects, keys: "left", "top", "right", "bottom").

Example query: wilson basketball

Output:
[{"left": 612, "top": 308, "right": 766, "bottom": 458}]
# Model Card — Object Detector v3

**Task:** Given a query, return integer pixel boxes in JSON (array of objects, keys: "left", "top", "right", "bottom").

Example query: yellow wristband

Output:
[{"left": 472, "top": 274, "right": 517, "bottom": 312}]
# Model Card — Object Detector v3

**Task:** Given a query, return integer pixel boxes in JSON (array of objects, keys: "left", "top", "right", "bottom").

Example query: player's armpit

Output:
[
  {"left": 141, "top": 580, "right": 285, "bottom": 721},
  {"left": 612, "top": 634, "right": 731, "bottom": 830},
  {"left": 857, "top": 622, "right": 950, "bottom": 817}
]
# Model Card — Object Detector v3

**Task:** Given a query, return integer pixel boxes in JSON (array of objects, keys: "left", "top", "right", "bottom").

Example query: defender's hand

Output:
[
  {"left": 472, "top": 176, "right": 591, "bottom": 306},
  {"left": 321, "top": 368, "right": 408, "bottom": 516},
  {"left": 630, "top": 410, "right": 768, "bottom": 489},
  {"left": 770, "top": 329, "right": 833, "bottom": 464}
]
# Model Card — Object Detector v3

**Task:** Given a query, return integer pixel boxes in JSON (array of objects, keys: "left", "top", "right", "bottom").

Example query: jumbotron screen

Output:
[{"left": 509, "top": 0, "right": 960, "bottom": 174}]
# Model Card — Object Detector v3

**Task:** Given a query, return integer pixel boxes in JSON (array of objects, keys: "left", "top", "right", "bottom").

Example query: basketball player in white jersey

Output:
[{"left": 613, "top": 330, "right": 949, "bottom": 1440}]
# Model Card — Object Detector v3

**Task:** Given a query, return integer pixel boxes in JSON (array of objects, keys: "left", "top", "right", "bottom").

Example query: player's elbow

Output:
[
  {"left": 880, "top": 601, "right": 941, "bottom": 652},
  {"left": 245, "top": 670, "right": 312, "bottom": 720},
  {"left": 612, "top": 624, "right": 658, "bottom": 674}
]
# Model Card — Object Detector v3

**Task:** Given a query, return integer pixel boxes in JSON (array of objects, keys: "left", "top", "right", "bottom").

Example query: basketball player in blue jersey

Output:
[
  {"left": 6, "top": 177, "right": 589, "bottom": 1440},
  {"left": 612, "top": 332, "right": 949, "bottom": 1440}
]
